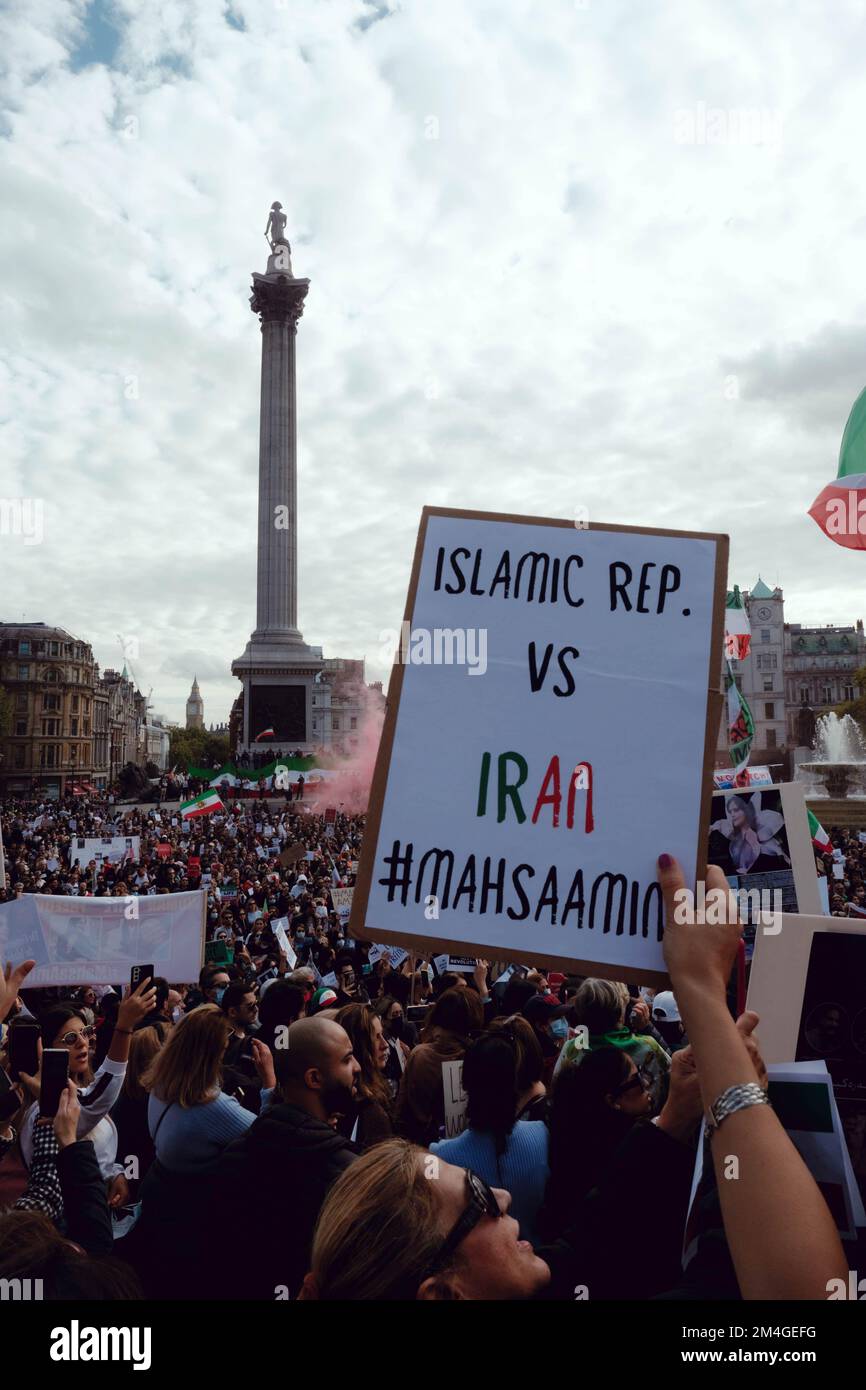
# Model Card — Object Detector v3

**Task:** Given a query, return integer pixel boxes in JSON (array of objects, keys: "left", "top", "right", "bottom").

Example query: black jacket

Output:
[{"left": 212, "top": 1102, "right": 359, "bottom": 1299}]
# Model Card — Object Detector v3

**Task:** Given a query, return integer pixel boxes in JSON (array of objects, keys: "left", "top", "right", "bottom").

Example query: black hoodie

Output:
[{"left": 212, "top": 1101, "right": 359, "bottom": 1299}]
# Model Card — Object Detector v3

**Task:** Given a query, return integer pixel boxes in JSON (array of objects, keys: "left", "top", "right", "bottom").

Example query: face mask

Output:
[
  {"left": 389, "top": 1016, "right": 405, "bottom": 1040},
  {"left": 550, "top": 1017, "right": 568, "bottom": 1042},
  {"left": 214, "top": 987, "right": 226, "bottom": 1005}
]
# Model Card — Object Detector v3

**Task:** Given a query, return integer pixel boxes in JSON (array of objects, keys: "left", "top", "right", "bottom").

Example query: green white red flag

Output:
[
  {"left": 724, "top": 586, "right": 751, "bottom": 661},
  {"left": 809, "top": 384, "right": 866, "bottom": 550},
  {"left": 180, "top": 789, "right": 224, "bottom": 819},
  {"left": 725, "top": 660, "right": 754, "bottom": 773},
  {"left": 807, "top": 809, "right": 832, "bottom": 855}
]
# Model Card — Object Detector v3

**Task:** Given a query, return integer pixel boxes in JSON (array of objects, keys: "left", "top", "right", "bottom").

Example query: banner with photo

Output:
[
  {"left": 0, "top": 890, "right": 205, "bottom": 987},
  {"left": 707, "top": 782, "right": 820, "bottom": 959},
  {"left": 69, "top": 835, "right": 141, "bottom": 869}
]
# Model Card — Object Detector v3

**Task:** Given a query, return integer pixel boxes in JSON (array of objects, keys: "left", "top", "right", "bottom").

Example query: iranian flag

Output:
[
  {"left": 725, "top": 661, "right": 754, "bottom": 772},
  {"left": 255, "top": 728, "right": 276, "bottom": 742},
  {"left": 807, "top": 809, "right": 832, "bottom": 855},
  {"left": 724, "top": 586, "right": 751, "bottom": 661},
  {"left": 180, "top": 789, "right": 224, "bottom": 819}
]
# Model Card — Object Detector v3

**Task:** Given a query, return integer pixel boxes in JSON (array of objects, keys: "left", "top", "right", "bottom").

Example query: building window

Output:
[
  {"left": 799, "top": 686, "right": 809, "bottom": 702},
  {"left": 49, "top": 642, "right": 59, "bottom": 656},
  {"left": 43, "top": 693, "right": 60, "bottom": 711},
  {"left": 18, "top": 665, "right": 29, "bottom": 680},
  {"left": 13, "top": 747, "right": 25, "bottom": 768},
  {"left": 761, "top": 629, "right": 771, "bottom": 642},
  {"left": 15, "top": 693, "right": 26, "bottom": 710},
  {"left": 766, "top": 729, "right": 777, "bottom": 748},
  {"left": 822, "top": 686, "right": 832, "bottom": 703},
  {"left": 42, "top": 719, "right": 59, "bottom": 736},
  {"left": 756, "top": 653, "right": 778, "bottom": 671},
  {"left": 350, "top": 717, "right": 357, "bottom": 730},
  {"left": 763, "top": 679, "right": 773, "bottom": 692},
  {"left": 332, "top": 718, "right": 340, "bottom": 731},
  {"left": 71, "top": 718, "right": 78, "bottom": 735},
  {"left": 15, "top": 720, "right": 27, "bottom": 736},
  {"left": 844, "top": 685, "right": 855, "bottom": 701},
  {"left": 83, "top": 719, "right": 90, "bottom": 735},
  {"left": 72, "top": 695, "right": 79, "bottom": 712},
  {"left": 40, "top": 745, "right": 57, "bottom": 768},
  {"left": 764, "top": 703, "right": 775, "bottom": 719},
  {"left": 18, "top": 640, "right": 30, "bottom": 656}
]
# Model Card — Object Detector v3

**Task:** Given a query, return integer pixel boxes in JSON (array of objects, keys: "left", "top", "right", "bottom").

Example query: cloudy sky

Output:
[{"left": 3, "top": 0, "right": 866, "bottom": 725}]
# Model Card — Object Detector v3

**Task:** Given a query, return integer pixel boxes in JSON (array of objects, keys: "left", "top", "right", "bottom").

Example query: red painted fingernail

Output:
[{"left": 658, "top": 854, "right": 673, "bottom": 870}]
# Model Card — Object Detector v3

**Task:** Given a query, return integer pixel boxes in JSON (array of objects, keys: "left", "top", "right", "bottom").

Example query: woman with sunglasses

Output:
[
  {"left": 300, "top": 1139, "right": 552, "bottom": 1300},
  {"left": 538, "top": 1047, "right": 653, "bottom": 1243},
  {"left": 16, "top": 979, "right": 156, "bottom": 1213}
]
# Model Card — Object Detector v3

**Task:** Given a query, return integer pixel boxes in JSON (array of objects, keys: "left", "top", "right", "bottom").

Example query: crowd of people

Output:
[
  {"left": 0, "top": 790, "right": 855, "bottom": 1301},
  {"left": 822, "top": 826, "right": 866, "bottom": 917}
]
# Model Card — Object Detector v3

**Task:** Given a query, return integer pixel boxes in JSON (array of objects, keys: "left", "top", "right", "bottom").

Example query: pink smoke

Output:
[{"left": 310, "top": 684, "right": 385, "bottom": 815}]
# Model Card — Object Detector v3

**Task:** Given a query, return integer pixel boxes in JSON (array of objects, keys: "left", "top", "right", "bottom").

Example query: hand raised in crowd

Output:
[
  {"left": 53, "top": 1079, "right": 81, "bottom": 1149},
  {"left": 1, "top": 958, "right": 35, "bottom": 1024},
  {"left": 117, "top": 977, "right": 158, "bottom": 1031},
  {"left": 655, "top": 1044, "right": 702, "bottom": 1142},
  {"left": 251, "top": 1038, "right": 276, "bottom": 1090},
  {"left": 657, "top": 856, "right": 741, "bottom": 999},
  {"left": 628, "top": 996, "right": 651, "bottom": 1032},
  {"left": 473, "top": 959, "right": 490, "bottom": 996}
]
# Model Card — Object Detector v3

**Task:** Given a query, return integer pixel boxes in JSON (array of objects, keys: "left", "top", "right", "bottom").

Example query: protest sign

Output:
[
  {"left": 272, "top": 919, "right": 297, "bottom": 968},
  {"left": 155, "top": 843, "right": 172, "bottom": 860},
  {"left": 279, "top": 843, "right": 306, "bottom": 867},
  {"left": 0, "top": 890, "right": 206, "bottom": 986},
  {"left": 433, "top": 953, "right": 476, "bottom": 975},
  {"left": 331, "top": 887, "right": 354, "bottom": 923},
  {"left": 69, "top": 835, "right": 140, "bottom": 869},
  {"left": 351, "top": 507, "right": 727, "bottom": 983},
  {"left": 442, "top": 1059, "right": 468, "bottom": 1138}
]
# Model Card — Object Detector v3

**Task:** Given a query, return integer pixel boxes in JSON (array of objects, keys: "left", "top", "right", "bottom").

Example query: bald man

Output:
[{"left": 212, "top": 1017, "right": 361, "bottom": 1299}]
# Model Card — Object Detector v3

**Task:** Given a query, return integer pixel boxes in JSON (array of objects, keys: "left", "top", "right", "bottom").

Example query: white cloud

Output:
[{"left": 3, "top": 0, "right": 866, "bottom": 727}]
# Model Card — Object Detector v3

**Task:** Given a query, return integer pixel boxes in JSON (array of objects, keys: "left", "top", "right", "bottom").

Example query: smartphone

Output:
[
  {"left": 420, "top": 967, "right": 431, "bottom": 987},
  {"left": 39, "top": 1049, "right": 69, "bottom": 1119},
  {"left": 130, "top": 964, "right": 154, "bottom": 991},
  {"left": 406, "top": 1004, "right": 429, "bottom": 1025},
  {"left": 0, "top": 1068, "right": 20, "bottom": 1123},
  {"left": 8, "top": 1024, "right": 40, "bottom": 1082}
]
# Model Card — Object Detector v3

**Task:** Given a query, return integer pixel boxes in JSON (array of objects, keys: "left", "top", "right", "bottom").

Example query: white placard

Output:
[
  {"left": 69, "top": 835, "right": 140, "bottom": 869},
  {"left": 354, "top": 510, "right": 724, "bottom": 981},
  {"left": 331, "top": 887, "right": 354, "bottom": 922},
  {"left": 442, "top": 1059, "right": 468, "bottom": 1138},
  {"left": 0, "top": 890, "right": 205, "bottom": 986}
]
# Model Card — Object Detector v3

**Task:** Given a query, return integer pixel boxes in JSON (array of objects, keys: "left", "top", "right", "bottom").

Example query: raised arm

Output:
[{"left": 657, "top": 853, "right": 848, "bottom": 1300}]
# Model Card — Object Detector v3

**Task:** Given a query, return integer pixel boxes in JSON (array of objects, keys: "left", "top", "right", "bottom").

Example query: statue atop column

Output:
[{"left": 264, "top": 201, "right": 294, "bottom": 276}]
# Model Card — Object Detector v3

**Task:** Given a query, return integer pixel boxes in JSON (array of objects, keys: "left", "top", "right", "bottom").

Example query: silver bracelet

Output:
[{"left": 705, "top": 1082, "right": 770, "bottom": 1139}]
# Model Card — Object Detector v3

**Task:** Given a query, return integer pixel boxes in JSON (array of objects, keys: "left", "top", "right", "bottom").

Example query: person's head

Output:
[
  {"left": 551, "top": 1046, "right": 652, "bottom": 1144},
  {"left": 487, "top": 1015, "right": 544, "bottom": 1094},
  {"left": 39, "top": 1005, "right": 94, "bottom": 1083},
  {"left": 123, "top": 1024, "right": 166, "bottom": 1101},
  {"left": 728, "top": 795, "right": 757, "bottom": 832},
  {"left": 304, "top": 1139, "right": 549, "bottom": 1301},
  {"left": 651, "top": 990, "right": 684, "bottom": 1048},
  {"left": 334, "top": 1003, "right": 391, "bottom": 1106},
  {"left": 149, "top": 977, "right": 170, "bottom": 1018},
  {"left": 374, "top": 995, "right": 407, "bottom": 1041},
  {"left": 140, "top": 1005, "right": 231, "bottom": 1107},
  {"left": 199, "top": 966, "right": 231, "bottom": 1004},
  {"left": 500, "top": 977, "right": 540, "bottom": 1017},
  {"left": 76, "top": 986, "right": 97, "bottom": 1010},
  {"left": 424, "top": 987, "right": 484, "bottom": 1043},
  {"left": 460, "top": 1031, "right": 522, "bottom": 1155},
  {"left": 221, "top": 982, "right": 258, "bottom": 1033},
  {"left": 0, "top": 1209, "right": 142, "bottom": 1300},
  {"left": 257, "top": 980, "right": 306, "bottom": 1048},
  {"left": 336, "top": 961, "right": 357, "bottom": 994},
  {"left": 273, "top": 1016, "right": 360, "bottom": 1122},
  {"left": 571, "top": 978, "right": 628, "bottom": 1035}
]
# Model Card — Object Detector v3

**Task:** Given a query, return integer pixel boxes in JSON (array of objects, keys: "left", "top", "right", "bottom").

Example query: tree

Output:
[{"left": 169, "top": 727, "right": 230, "bottom": 772}]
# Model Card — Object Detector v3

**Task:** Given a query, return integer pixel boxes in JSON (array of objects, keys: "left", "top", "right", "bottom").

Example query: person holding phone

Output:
[{"left": 15, "top": 978, "right": 156, "bottom": 1214}]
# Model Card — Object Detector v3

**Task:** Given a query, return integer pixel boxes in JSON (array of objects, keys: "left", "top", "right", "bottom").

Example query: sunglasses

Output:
[
  {"left": 613, "top": 1069, "right": 650, "bottom": 1098},
  {"left": 59, "top": 1027, "right": 97, "bottom": 1046},
  {"left": 425, "top": 1170, "right": 502, "bottom": 1275}
]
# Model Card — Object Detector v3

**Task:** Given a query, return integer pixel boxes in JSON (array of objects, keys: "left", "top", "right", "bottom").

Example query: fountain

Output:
[{"left": 799, "top": 713, "right": 866, "bottom": 799}]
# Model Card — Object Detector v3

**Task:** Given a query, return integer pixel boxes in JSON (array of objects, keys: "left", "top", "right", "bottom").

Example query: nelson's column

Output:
[{"left": 231, "top": 203, "right": 324, "bottom": 752}]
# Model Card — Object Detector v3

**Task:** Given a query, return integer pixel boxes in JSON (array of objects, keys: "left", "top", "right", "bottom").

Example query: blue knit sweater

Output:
[
  {"left": 148, "top": 1091, "right": 268, "bottom": 1174},
  {"left": 430, "top": 1122, "right": 550, "bottom": 1246}
]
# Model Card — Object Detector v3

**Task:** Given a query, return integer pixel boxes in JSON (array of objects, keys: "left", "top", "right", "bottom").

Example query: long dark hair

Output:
[
  {"left": 462, "top": 1031, "right": 519, "bottom": 1157},
  {"left": 422, "top": 987, "right": 483, "bottom": 1043},
  {"left": 539, "top": 1049, "right": 636, "bottom": 1241}
]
